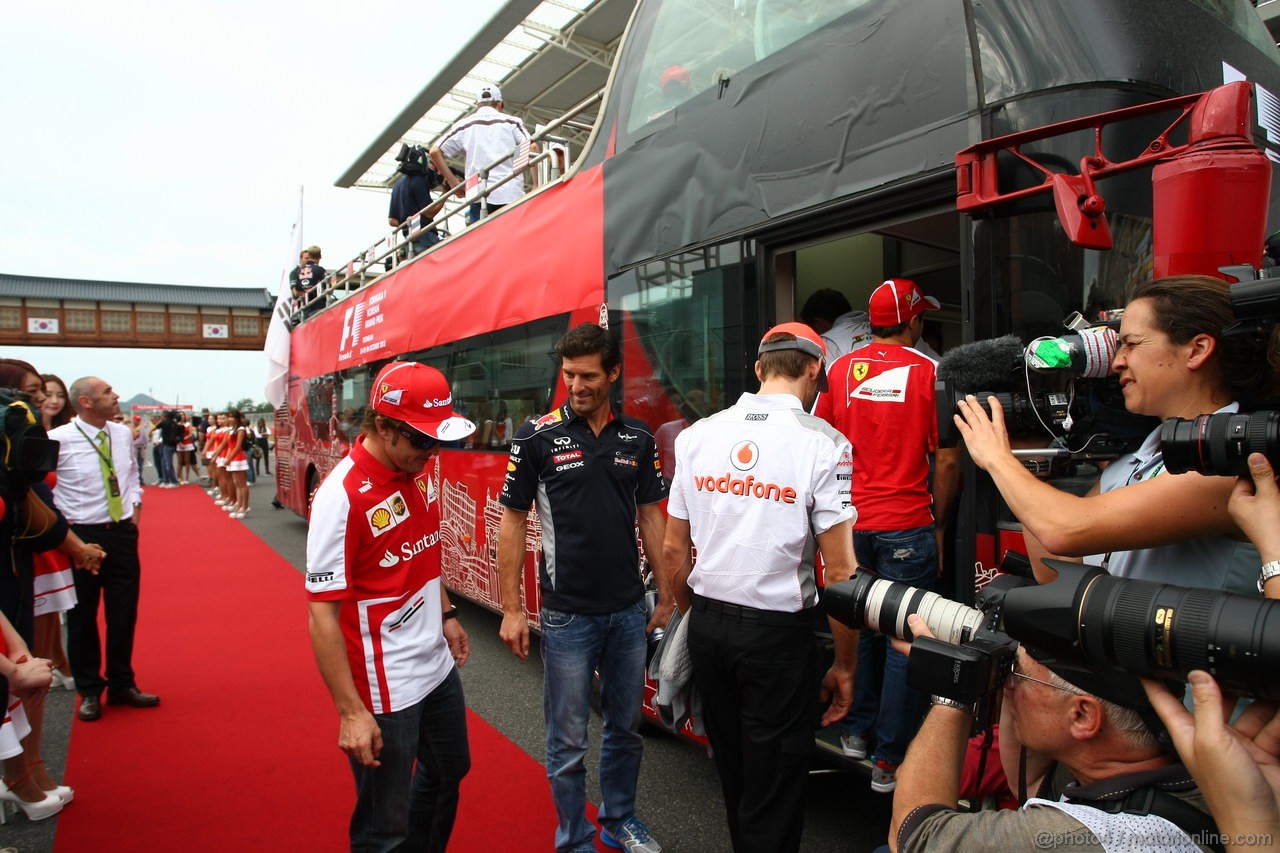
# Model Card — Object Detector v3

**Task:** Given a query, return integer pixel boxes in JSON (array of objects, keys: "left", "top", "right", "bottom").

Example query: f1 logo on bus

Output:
[{"left": 339, "top": 301, "right": 367, "bottom": 353}]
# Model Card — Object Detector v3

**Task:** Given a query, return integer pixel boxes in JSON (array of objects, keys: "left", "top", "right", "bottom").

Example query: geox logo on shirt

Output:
[{"left": 367, "top": 489, "right": 411, "bottom": 536}]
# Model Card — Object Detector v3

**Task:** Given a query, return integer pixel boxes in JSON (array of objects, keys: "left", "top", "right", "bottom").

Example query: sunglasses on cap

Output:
[{"left": 398, "top": 427, "right": 440, "bottom": 451}]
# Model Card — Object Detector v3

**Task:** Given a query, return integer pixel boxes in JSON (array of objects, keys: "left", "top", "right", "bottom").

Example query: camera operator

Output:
[
  {"left": 954, "top": 275, "right": 1268, "bottom": 597},
  {"left": 890, "top": 615, "right": 1215, "bottom": 853},
  {"left": 388, "top": 145, "right": 452, "bottom": 260}
]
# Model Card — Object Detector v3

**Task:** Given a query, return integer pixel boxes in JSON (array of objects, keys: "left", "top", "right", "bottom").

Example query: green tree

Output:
[{"left": 224, "top": 397, "right": 273, "bottom": 413}]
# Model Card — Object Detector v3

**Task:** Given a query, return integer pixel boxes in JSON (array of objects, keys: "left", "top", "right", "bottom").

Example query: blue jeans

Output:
[
  {"left": 407, "top": 229, "right": 441, "bottom": 258},
  {"left": 160, "top": 445, "right": 177, "bottom": 484},
  {"left": 848, "top": 525, "right": 937, "bottom": 765},
  {"left": 348, "top": 667, "right": 470, "bottom": 853},
  {"left": 540, "top": 601, "right": 646, "bottom": 853}
]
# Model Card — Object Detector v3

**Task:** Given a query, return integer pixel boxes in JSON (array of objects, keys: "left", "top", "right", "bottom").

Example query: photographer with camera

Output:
[
  {"left": 890, "top": 615, "right": 1214, "bottom": 853},
  {"left": 954, "top": 275, "right": 1268, "bottom": 597}
]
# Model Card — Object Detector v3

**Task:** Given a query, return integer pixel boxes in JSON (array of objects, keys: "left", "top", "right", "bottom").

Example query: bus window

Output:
[
  {"left": 402, "top": 316, "right": 569, "bottom": 450},
  {"left": 609, "top": 243, "right": 753, "bottom": 479},
  {"left": 624, "top": 0, "right": 871, "bottom": 132},
  {"left": 305, "top": 376, "right": 334, "bottom": 444},
  {"left": 337, "top": 364, "right": 377, "bottom": 444}
]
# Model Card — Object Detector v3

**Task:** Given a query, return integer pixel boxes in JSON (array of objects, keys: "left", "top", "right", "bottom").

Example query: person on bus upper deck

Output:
[
  {"left": 388, "top": 144, "right": 450, "bottom": 260},
  {"left": 953, "top": 275, "right": 1269, "bottom": 597},
  {"left": 813, "top": 279, "right": 960, "bottom": 794},
  {"left": 497, "top": 322, "right": 671, "bottom": 853},
  {"left": 430, "top": 85, "right": 536, "bottom": 225},
  {"left": 289, "top": 245, "right": 326, "bottom": 320},
  {"left": 306, "top": 361, "right": 476, "bottom": 853},
  {"left": 661, "top": 323, "right": 859, "bottom": 853}
]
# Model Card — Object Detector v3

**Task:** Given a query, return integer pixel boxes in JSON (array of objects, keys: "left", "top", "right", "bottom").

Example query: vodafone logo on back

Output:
[{"left": 694, "top": 440, "right": 798, "bottom": 504}]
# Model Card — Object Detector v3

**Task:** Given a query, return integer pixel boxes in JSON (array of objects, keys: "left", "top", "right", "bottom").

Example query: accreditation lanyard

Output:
[{"left": 75, "top": 422, "right": 122, "bottom": 499}]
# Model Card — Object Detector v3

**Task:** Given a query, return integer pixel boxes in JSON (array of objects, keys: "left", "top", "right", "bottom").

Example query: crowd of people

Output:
[
  {"left": 304, "top": 272, "right": 1280, "bottom": 853},
  {"left": 7, "top": 273, "right": 1280, "bottom": 853},
  {"left": 0, "top": 357, "right": 276, "bottom": 828}
]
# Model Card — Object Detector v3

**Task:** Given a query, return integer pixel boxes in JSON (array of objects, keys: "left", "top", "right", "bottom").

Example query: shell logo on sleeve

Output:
[{"left": 366, "top": 490, "right": 411, "bottom": 536}]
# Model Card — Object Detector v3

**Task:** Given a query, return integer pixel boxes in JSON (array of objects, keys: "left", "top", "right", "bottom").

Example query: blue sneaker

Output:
[{"left": 601, "top": 816, "right": 661, "bottom": 853}]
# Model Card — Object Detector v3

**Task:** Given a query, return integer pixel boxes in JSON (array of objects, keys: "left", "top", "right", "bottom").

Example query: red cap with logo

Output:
[
  {"left": 370, "top": 362, "right": 476, "bottom": 442},
  {"left": 868, "top": 278, "right": 940, "bottom": 326},
  {"left": 758, "top": 322, "right": 829, "bottom": 392}
]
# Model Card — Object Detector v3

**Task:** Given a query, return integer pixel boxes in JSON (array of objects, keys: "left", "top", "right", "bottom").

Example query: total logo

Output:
[{"left": 730, "top": 440, "right": 760, "bottom": 471}]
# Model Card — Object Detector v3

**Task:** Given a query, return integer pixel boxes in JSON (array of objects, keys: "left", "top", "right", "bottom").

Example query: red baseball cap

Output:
[
  {"left": 868, "top": 278, "right": 940, "bottom": 326},
  {"left": 370, "top": 362, "right": 476, "bottom": 442},
  {"left": 758, "top": 322, "right": 828, "bottom": 392}
]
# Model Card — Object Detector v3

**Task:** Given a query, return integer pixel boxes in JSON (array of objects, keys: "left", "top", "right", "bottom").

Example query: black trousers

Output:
[
  {"left": 687, "top": 595, "right": 820, "bottom": 853},
  {"left": 68, "top": 521, "right": 142, "bottom": 697}
]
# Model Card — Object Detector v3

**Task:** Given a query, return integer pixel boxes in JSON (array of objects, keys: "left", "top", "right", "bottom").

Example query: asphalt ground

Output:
[{"left": 14, "top": 468, "right": 894, "bottom": 852}]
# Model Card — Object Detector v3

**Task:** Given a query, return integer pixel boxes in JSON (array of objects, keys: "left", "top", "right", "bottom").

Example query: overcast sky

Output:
[{"left": 1, "top": 0, "right": 505, "bottom": 409}]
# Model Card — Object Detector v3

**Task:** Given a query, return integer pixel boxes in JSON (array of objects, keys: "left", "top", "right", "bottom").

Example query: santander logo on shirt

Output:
[{"left": 379, "top": 532, "right": 441, "bottom": 570}]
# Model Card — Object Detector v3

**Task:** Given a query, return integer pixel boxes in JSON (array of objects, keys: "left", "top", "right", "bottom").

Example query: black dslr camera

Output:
[{"left": 823, "top": 556, "right": 1280, "bottom": 728}]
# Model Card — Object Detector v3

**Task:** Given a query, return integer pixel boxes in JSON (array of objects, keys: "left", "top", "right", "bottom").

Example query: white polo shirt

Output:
[
  {"left": 668, "top": 392, "right": 854, "bottom": 612},
  {"left": 437, "top": 105, "right": 532, "bottom": 206}
]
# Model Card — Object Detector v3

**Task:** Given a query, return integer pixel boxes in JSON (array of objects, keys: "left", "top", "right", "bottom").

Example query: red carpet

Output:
[{"left": 53, "top": 485, "right": 560, "bottom": 851}]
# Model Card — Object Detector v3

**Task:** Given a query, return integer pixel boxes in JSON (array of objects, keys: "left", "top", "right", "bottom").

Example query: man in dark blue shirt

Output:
[
  {"left": 388, "top": 144, "right": 447, "bottom": 259},
  {"left": 497, "top": 323, "right": 670, "bottom": 853}
]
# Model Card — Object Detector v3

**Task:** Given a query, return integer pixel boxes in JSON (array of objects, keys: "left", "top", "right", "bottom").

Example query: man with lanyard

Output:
[
  {"left": 497, "top": 322, "right": 670, "bottom": 853},
  {"left": 48, "top": 376, "right": 157, "bottom": 722},
  {"left": 662, "top": 323, "right": 859, "bottom": 853},
  {"left": 891, "top": 618, "right": 1216, "bottom": 853},
  {"left": 307, "top": 361, "right": 475, "bottom": 851}
]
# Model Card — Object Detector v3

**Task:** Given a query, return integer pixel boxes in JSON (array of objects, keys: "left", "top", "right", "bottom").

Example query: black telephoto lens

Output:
[
  {"left": 1160, "top": 411, "right": 1280, "bottom": 476},
  {"left": 1004, "top": 560, "right": 1280, "bottom": 700}
]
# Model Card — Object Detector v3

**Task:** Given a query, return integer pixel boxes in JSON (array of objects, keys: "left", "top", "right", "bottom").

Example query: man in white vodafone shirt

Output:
[
  {"left": 661, "top": 323, "right": 860, "bottom": 853},
  {"left": 306, "top": 361, "right": 476, "bottom": 852}
]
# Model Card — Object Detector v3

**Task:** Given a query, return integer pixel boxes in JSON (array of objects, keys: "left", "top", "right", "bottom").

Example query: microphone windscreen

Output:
[{"left": 936, "top": 335, "right": 1024, "bottom": 390}]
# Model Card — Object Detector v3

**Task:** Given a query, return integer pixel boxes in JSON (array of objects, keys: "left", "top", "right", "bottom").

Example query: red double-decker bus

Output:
[{"left": 275, "top": 0, "right": 1280, "bottom": 743}]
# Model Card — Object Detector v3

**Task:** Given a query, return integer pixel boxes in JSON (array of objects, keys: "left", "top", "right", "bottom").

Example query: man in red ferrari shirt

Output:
[
  {"left": 814, "top": 279, "right": 960, "bottom": 794},
  {"left": 307, "top": 361, "right": 476, "bottom": 851}
]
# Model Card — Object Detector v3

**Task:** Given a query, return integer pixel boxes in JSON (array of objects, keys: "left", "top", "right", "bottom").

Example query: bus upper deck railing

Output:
[{"left": 290, "top": 90, "right": 605, "bottom": 324}]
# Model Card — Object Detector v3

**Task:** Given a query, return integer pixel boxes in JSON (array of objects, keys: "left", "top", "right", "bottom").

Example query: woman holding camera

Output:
[{"left": 954, "top": 274, "right": 1270, "bottom": 597}]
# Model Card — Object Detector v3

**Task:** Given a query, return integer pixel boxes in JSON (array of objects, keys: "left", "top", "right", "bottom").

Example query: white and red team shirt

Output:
[
  {"left": 668, "top": 392, "right": 854, "bottom": 612},
  {"left": 305, "top": 436, "right": 451, "bottom": 715},
  {"left": 814, "top": 341, "right": 939, "bottom": 531}
]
